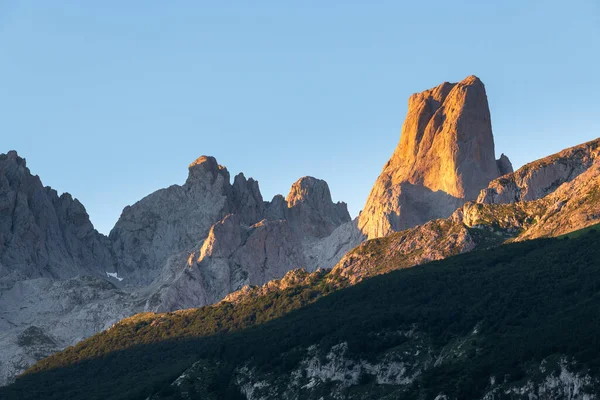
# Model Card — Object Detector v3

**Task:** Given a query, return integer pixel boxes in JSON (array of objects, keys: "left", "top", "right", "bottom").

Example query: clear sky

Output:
[{"left": 2, "top": 1, "right": 599, "bottom": 235}]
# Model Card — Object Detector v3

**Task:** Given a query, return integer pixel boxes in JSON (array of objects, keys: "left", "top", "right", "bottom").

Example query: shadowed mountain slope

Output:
[{"left": 4, "top": 228, "right": 600, "bottom": 400}]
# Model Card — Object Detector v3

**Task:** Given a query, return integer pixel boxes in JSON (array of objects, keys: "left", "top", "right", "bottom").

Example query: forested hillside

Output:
[{"left": 3, "top": 228, "right": 600, "bottom": 399}]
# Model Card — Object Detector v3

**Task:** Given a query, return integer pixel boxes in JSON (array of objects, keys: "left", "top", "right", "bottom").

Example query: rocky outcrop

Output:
[
  {"left": 514, "top": 160, "right": 600, "bottom": 240},
  {"left": 358, "top": 76, "right": 511, "bottom": 239},
  {"left": 284, "top": 177, "right": 351, "bottom": 239},
  {"left": 0, "top": 151, "right": 114, "bottom": 287},
  {"left": 222, "top": 268, "right": 325, "bottom": 305},
  {"left": 303, "top": 219, "right": 365, "bottom": 271},
  {"left": 496, "top": 153, "right": 513, "bottom": 176},
  {"left": 333, "top": 219, "right": 476, "bottom": 284},
  {"left": 478, "top": 138, "right": 600, "bottom": 204},
  {"left": 143, "top": 214, "right": 307, "bottom": 312},
  {"left": 109, "top": 156, "right": 235, "bottom": 285},
  {"left": 228, "top": 173, "right": 265, "bottom": 224}
]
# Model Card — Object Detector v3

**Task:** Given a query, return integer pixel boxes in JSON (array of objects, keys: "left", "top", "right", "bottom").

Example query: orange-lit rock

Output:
[{"left": 358, "top": 75, "right": 511, "bottom": 239}]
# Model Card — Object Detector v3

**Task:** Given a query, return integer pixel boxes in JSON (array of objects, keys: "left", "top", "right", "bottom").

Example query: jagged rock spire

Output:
[{"left": 358, "top": 75, "right": 511, "bottom": 239}]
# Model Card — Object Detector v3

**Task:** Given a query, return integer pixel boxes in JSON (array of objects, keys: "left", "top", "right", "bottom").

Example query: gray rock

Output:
[
  {"left": 0, "top": 151, "right": 355, "bottom": 384},
  {"left": 477, "top": 138, "right": 600, "bottom": 204},
  {"left": 285, "top": 177, "right": 351, "bottom": 239},
  {"left": 496, "top": 153, "right": 514, "bottom": 176},
  {"left": 303, "top": 219, "right": 365, "bottom": 271},
  {"left": 265, "top": 194, "right": 286, "bottom": 220},
  {"left": 142, "top": 214, "right": 307, "bottom": 312},
  {"left": 0, "top": 275, "right": 135, "bottom": 386},
  {"left": 109, "top": 156, "right": 233, "bottom": 286},
  {"left": 228, "top": 173, "right": 265, "bottom": 224},
  {"left": 0, "top": 151, "right": 114, "bottom": 287}
]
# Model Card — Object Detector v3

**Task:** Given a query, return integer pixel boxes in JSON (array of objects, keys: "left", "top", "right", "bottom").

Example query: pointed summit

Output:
[
  {"left": 286, "top": 176, "right": 334, "bottom": 208},
  {"left": 186, "top": 155, "right": 225, "bottom": 184},
  {"left": 358, "top": 75, "right": 510, "bottom": 239},
  {"left": 285, "top": 177, "right": 351, "bottom": 239}
]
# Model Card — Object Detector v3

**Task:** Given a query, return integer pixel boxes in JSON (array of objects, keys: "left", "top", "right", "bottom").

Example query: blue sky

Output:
[{"left": 2, "top": 1, "right": 599, "bottom": 234}]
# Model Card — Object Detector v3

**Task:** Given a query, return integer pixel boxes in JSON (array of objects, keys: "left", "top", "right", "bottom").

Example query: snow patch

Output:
[{"left": 106, "top": 271, "right": 124, "bottom": 281}]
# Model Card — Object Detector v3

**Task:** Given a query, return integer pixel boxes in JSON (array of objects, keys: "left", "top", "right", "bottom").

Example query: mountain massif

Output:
[
  {"left": 1, "top": 75, "right": 599, "bottom": 399},
  {"left": 0, "top": 152, "right": 357, "bottom": 385}
]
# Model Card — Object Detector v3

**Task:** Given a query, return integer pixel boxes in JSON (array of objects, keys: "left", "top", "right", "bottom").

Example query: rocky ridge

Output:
[
  {"left": 478, "top": 138, "right": 600, "bottom": 204},
  {"left": 136, "top": 172, "right": 358, "bottom": 313}
]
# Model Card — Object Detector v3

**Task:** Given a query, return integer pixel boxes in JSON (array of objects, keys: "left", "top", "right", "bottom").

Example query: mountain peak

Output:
[
  {"left": 358, "top": 75, "right": 507, "bottom": 238},
  {"left": 284, "top": 176, "right": 351, "bottom": 239},
  {"left": 188, "top": 155, "right": 218, "bottom": 169},
  {"left": 286, "top": 176, "right": 333, "bottom": 207},
  {"left": 1, "top": 150, "right": 27, "bottom": 170},
  {"left": 460, "top": 74, "right": 482, "bottom": 85},
  {"left": 186, "top": 155, "right": 228, "bottom": 185}
]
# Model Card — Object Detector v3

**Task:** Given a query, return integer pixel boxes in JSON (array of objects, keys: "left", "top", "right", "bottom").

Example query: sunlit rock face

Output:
[
  {"left": 358, "top": 75, "right": 512, "bottom": 239},
  {"left": 478, "top": 138, "right": 600, "bottom": 204},
  {"left": 334, "top": 144, "right": 600, "bottom": 287}
]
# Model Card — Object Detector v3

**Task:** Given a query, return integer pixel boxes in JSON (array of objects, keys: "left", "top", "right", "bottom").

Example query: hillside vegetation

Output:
[{"left": 3, "top": 227, "right": 600, "bottom": 399}]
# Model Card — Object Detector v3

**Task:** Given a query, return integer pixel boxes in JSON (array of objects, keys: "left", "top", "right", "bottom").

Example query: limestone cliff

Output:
[
  {"left": 143, "top": 214, "right": 307, "bottom": 311},
  {"left": 0, "top": 151, "right": 122, "bottom": 386},
  {"left": 0, "top": 151, "right": 114, "bottom": 287},
  {"left": 358, "top": 76, "right": 511, "bottom": 239},
  {"left": 109, "top": 156, "right": 237, "bottom": 285}
]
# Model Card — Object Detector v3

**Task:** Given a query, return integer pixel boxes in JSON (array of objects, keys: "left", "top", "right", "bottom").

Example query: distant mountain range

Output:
[{"left": 1, "top": 76, "right": 599, "bottom": 399}]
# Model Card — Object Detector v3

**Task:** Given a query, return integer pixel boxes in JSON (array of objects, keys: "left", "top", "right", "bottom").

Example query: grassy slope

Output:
[
  {"left": 559, "top": 222, "right": 600, "bottom": 239},
  {"left": 2, "top": 228, "right": 600, "bottom": 399}
]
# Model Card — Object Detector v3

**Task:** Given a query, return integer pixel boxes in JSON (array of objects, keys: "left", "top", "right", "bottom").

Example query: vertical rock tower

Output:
[{"left": 358, "top": 75, "right": 511, "bottom": 239}]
